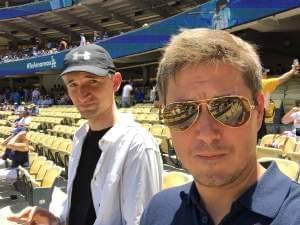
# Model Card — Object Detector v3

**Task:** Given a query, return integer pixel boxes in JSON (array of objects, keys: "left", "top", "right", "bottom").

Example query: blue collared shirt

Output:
[{"left": 140, "top": 163, "right": 300, "bottom": 225}]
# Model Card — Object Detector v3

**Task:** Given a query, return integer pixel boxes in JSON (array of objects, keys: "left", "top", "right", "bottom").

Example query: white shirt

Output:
[
  {"left": 50, "top": 113, "right": 163, "bottom": 225},
  {"left": 80, "top": 35, "right": 87, "bottom": 47},
  {"left": 291, "top": 111, "right": 300, "bottom": 129},
  {"left": 16, "top": 116, "right": 32, "bottom": 127},
  {"left": 150, "top": 86, "right": 157, "bottom": 102},
  {"left": 212, "top": 7, "right": 231, "bottom": 30},
  {"left": 122, "top": 84, "right": 133, "bottom": 98},
  {"left": 32, "top": 89, "right": 40, "bottom": 98}
]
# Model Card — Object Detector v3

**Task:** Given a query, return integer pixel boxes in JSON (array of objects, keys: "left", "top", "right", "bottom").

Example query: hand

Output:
[
  {"left": 7, "top": 206, "right": 60, "bottom": 225},
  {"left": 291, "top": 64, "right": 300, "bottom": 75}
]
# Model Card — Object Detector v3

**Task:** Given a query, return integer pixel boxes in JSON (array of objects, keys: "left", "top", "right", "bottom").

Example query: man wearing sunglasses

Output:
[{"left": 140, "top": 28, "right": 300, "bottom": 225}]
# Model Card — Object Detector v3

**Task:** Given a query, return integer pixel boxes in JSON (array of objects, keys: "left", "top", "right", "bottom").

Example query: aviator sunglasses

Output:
[{"left": 159, "top": 95, "right": 256, "bottom": 131}]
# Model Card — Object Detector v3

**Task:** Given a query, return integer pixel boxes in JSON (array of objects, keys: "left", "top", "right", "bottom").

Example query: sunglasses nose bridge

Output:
[{"left": 194, "top": 101, "right": 214, "bottom": 124}]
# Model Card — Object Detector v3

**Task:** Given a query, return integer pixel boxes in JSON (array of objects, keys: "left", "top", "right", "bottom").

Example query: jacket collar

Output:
[{"left": 74, "top": 112, "right": 136, "bottom": 144}]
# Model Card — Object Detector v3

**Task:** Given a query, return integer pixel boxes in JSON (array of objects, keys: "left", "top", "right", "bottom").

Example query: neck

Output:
[
  {"left": 88, "top": 103, "right": 119, "bottom": 131},
  {"left": 196, "top": 162, "right": 266, "bottom": 225}
]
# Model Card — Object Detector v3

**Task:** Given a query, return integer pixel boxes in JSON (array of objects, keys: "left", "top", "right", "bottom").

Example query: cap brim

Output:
[{"left": 58, "top": 65, "right": 109, "bottom": 78}]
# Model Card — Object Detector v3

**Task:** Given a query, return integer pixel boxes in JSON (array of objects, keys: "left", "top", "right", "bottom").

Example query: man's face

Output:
[
  {"left": 63, "top": 71, "right": 121, "bottom": 120},
  {"left": 165, "top": 61, "right": 264, "bottom": 187}
]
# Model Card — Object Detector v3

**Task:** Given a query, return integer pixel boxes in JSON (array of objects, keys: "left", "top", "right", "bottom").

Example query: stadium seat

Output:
[
  {"left": 163, "top": 171, "right": 193, "bottom": 189},
  {"left": 258, "top": 157, "right": 300, "bottom": 180},
  {"left": 256, "top": 145, "right": 284, "bottom": 159},
  {"left": 260, "top": 134, "right": 296, "bottom": 154}
]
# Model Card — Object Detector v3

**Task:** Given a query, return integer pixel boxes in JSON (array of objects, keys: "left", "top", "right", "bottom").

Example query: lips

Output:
[
  {"left": 193, "top": 153, "right": 227, "bottom": 160},
  {"left": 78, "top": 102, "right": 95, "bottom": 107}
]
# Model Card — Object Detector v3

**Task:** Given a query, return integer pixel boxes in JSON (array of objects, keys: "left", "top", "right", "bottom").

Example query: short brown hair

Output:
[{"left": 157, "top": 28, "right": 262, "bottom": 104}]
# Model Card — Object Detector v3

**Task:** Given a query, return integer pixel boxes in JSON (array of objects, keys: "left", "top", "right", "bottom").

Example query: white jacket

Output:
[{"left": 52, "top": 113, "right": 163, "bottom": 225}]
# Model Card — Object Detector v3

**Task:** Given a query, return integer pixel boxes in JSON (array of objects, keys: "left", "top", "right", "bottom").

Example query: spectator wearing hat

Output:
[
  {"left": 28, "top": 103, "right": 39, "bottom": 116},
  {"left": 8, "top": 44, "right": 163, "bottom": 225}
]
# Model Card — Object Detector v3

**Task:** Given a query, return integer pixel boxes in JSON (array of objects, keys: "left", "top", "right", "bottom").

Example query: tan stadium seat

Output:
[
  {"left": 260, "top": 134, "right": 296, "bottom": 154},
  {"left": 256, "top": 145, "right": 284, "bottom": 159},
  {"left": 163, "top": 171, "right": 193, "bottom": 189},
  {"left": 258, "top": 157, "right": 300, "bottom": 181}
]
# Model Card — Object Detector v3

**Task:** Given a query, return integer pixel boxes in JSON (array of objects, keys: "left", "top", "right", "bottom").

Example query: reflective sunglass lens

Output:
[
  {"left": 162, "top": 103, "right": 198, "bottom": 130},
  {"left": 209, "top": 97, "right": 250, "bottom": 127}
]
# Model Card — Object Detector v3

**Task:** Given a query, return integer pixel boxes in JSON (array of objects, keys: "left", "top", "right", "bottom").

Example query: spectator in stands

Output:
[
  {"left": 36, "top": 95, "right": 45, "bottom": 107},
  {"left": 15, "top": 101, "right": 25, "bottom": 114},
  {"left": 27, "top": 103, "right": 39, "bottom": 116},
  {"left": 0, "top": 131, "right": 31, "bottom": 184},
  {"left": 121, "top": 80, "right": 134, "bottom": 107},
  {"left": 140, "top": 28, "right": 300, "bottom": 225},
  {"left": 58, "top": 37, "right": 68, "bottom": 51},
  {"left": 281, "top": 101, "right": 300, "bottom": 140},
  {"left": 56, "top": 93, "right": 71, "bottom": 105},
  {"left": 31, "top": 87, "right": 40, "bottom": 104},
  {"left": 258, "top": 62, "right": 300, "bottom": 140},
  {"left": 10, "top": 89, "right": 21, "bottom": 104},
  {"left": 93, "top": 31, "right": 101, "bottom": 42},
  {"left": 80, "top": 33, "right": 87, "bottom": 46},
  {"left": 149, "top": 82, "right": 158, "bottom": 102},
  {"left": 8, "top": 44, "right": 163, "bottom": 225},
  {"left": 42, "top": 95, "right": 54, "bottom": 107},
  {"left": 134, "top": 87, "right": 145, "bottom": 103}
]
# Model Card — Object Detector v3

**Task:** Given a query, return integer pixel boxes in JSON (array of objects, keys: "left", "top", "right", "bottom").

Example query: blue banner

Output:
[
  {"left": 0, "top": 0, "right": 299, "bottom": 76},
  {"left": 0, "top": 0, "right": 73, "bottom": 19}
]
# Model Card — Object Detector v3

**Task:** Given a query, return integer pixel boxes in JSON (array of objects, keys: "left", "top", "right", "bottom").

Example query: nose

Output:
[
  {"left": 78, "top": 85, "right": 91, "bottom": 102},
  {"left": 192, "top": 104, "right": 222, "bottom": 143}
]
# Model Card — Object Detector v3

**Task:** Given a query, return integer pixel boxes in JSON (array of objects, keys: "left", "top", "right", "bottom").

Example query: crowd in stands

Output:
[
  {"left": 0, "top": 85, "right": 71, "bottom": 107},
  {"left": 0, "top": 32, "right": 112, "bottom": 64}
]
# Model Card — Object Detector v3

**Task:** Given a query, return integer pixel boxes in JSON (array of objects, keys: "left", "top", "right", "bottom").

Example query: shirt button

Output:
[{"left": 201, "top": 216, "right": 208, "bottom": 224}]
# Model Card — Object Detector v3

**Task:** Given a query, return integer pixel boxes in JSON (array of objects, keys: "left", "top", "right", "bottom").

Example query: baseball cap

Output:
[{"left": 60, "top": 44, "right": 116, "bottom": 77}]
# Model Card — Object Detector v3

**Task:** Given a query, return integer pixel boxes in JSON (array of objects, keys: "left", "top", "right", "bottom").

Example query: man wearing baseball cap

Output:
[{"left": 8, "top": 44, "right": 163, "bottom": 225}]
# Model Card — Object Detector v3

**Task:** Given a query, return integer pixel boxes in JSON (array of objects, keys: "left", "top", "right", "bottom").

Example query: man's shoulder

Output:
[
  {"left": 148, "top": 182, "right": 192, "bottom": 208},
  {"left": 141, "top": 183, "right": 192, "bottom": 225}
]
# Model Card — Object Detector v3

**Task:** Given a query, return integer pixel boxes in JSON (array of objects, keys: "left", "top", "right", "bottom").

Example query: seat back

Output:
[
  {"left": 35, "top": 161, "right": 54, "bottom": 181},
  {"left": 258, "top": 157, "right": 300, "bottom": 180},
  {"left": 260, "top": 134, "right": 296, "bottom": 154},
  {"left": 256, "top": 145, "right": 283, "bottom": 159},
  {"left": 29, "top": 156, "right": 47, "bottom": 175},
  {"left": 41, "top": 166, "right": 64, "bottom": 188},
  {"left": 163, "top": 171, "right": 193, "bottom": 189}
]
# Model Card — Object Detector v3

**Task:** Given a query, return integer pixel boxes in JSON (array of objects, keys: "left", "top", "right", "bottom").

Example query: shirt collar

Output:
[
  {"left": 74, "top": 112, "right": 136, "bottom": 142},
  {"left": 183, "top": 162, "right": 292, "bottom": 219},
  {"left": 237, "top": 162, "right": 292, "bottom": 218}
]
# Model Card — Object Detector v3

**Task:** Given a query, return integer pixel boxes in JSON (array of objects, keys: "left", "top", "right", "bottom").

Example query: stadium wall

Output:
[{"left": 0, "top": 0, "right": 299, "bottom": 77}]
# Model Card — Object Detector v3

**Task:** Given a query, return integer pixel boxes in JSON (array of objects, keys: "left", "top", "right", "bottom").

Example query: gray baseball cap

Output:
[{"left": 60, "top": 44, "right": 116, "bottom": 77}]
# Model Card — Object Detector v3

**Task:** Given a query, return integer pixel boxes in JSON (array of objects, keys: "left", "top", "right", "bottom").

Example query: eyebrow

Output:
[{"left": 65, "top": 74, "right": 103, "bottom": 84}]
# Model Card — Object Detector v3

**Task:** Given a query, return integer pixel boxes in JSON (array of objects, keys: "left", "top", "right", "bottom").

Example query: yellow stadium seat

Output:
[
  {"left": 258, "top": 157, "right": 300, "bottom": 181},
  {"left": 163, "top": 171, "right": 193, "bottom": 189}
]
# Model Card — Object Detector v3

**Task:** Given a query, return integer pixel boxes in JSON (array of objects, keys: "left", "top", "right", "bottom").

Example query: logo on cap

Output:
[{"left": 72, "top": 51, "right": 91, "bottom": 61}]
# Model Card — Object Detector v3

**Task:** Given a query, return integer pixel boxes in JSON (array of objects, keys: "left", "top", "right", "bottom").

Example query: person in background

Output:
[
  {"left": 281, "top": 101, "right": 300, "bottom": 141},
  {"left": 140, "top": 28, "right": 300, "bottom": 225},
  {"left": 8, "top": 44, "right": 162, "bottom": 225},
  {"left": 58, "top": 38, "right": 68, "bottom": 51},
  {"left": 93, "top": 31, "right": 101, "bottom": 43},
  {"left": 0, "top": 131, "right": 32, "bottom": 184},
  {"left": 258, "top": 62, "right": 300, "bottom": 140},
  {"left": 80, "top": 33, "right": 87, "bottom": 47},
  {"left": 121, "top": 80, "right": 134, "bottom": 107}
]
